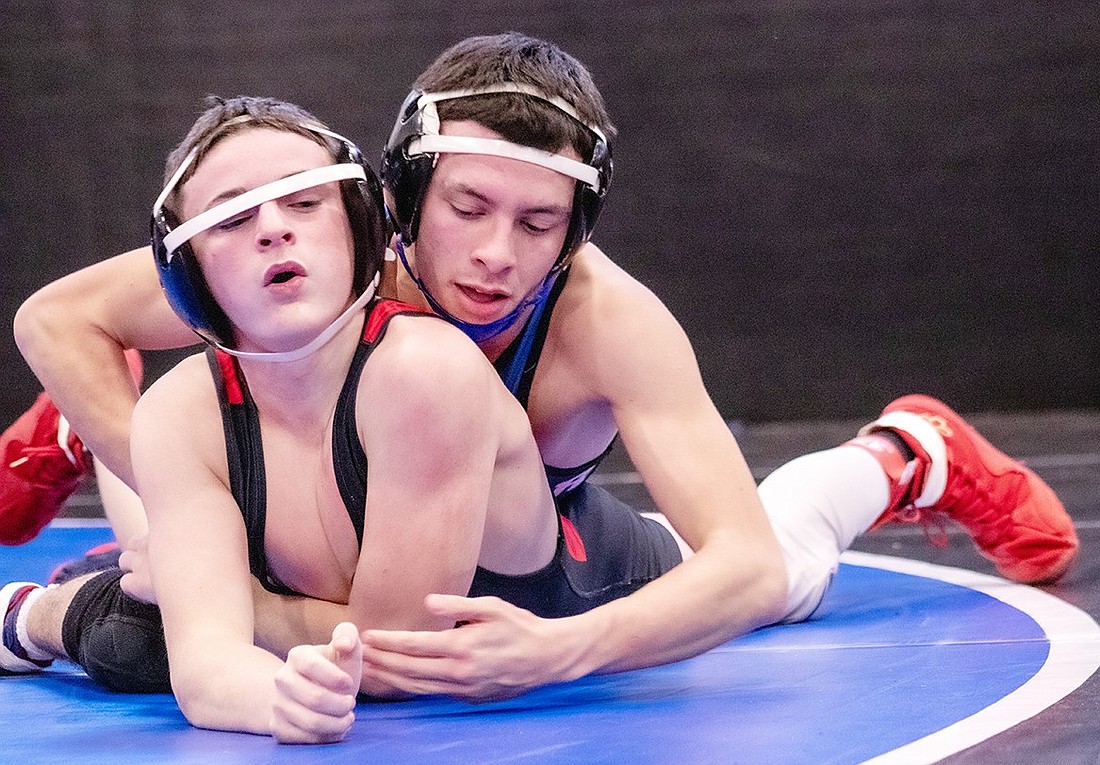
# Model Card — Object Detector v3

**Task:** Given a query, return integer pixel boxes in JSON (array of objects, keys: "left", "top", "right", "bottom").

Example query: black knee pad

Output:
[{"left": 61, "top": 568, "right": 171, "bottom": 693}]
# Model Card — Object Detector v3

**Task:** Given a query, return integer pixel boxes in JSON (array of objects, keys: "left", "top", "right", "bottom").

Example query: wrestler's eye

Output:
[
  {"left": 451, "top": 204, "right": 483, "bottom": 220},
  {"left": 520, "top": 212, "right": 567, "bottom": 236},
  {"left": 217, "top": 212, "right": 253, "bottom": 231},
  {"left": 521, "top": 219, "right": 552, "bottom": 234}
]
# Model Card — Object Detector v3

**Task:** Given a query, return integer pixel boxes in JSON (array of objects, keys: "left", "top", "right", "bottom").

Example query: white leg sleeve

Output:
[{"left": 760, "top": 446, "right": 890, "bottom": 623}]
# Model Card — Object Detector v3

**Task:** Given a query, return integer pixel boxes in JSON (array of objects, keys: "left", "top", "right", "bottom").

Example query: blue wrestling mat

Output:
[{"left": 2, "top": 526, "right": 1097, "bottom": 764}]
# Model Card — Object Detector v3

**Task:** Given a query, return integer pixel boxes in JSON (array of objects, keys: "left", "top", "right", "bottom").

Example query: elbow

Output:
[
  {"left": 13, "top": 289, "right": 56, "bottom": 364},
  {"left": 170, "top": 673, "right": 207, "bottom": 725},
  {"left": 171, "top": 675, "right": 235, "bottom": 733},
  {"left": 732, "top": 534, "right": 790, "bottom": 627},
  {"left": 706, "top": 531, "right": 792, "bottom": 629},
  {"left": 14, "top": 282, "right": 79, "bottom": 371}
]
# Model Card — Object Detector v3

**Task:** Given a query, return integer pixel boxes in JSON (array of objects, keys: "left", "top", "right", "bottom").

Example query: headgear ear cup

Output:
[
  {"left": 336, "top": 139, "right": 388, "bottom": 296},
  {"left": 380, "top": 90, "right": 436, "bottom": 243},
  {"left": 151, "top": 207, "right": 234, "bottom": 346}
]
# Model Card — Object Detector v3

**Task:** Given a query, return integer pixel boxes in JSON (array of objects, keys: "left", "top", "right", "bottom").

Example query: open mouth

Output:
[
  {"left": 265, "top": 262, "right": 306, "bottom": 286},
  {"left": 457, "top": 284, "right": 507, "bottom": 304}
]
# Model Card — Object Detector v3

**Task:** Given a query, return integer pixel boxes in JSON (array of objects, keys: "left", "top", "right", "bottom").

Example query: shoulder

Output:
[
  {"left": 554, "top": 243, "right": 696, "bottom": 373},
  {"left": 563, "top": 244, "right": 684, "bottom": 333},
  {"left": 132, "top": 353, "right": 221, "bottom": 444},
  {"left": 359, "top": 313, "right": 501, "bottom": 423},
  {"left": 130, "top": 352, "right": 226, "bottom": 486},
  {"left": 371, "top": 312, "right": 492, "bottom": 381}
]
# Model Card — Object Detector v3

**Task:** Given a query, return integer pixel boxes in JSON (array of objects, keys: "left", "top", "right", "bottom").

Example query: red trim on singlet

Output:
[
  {"left": 215, "top": 350, "right": 244, "bottom": 405},
  {"left": 364, "top": 299, "right": 423, "bottom": 343},
  {"left": 560, "top": 516, "right": 587, "bottom": 562}
]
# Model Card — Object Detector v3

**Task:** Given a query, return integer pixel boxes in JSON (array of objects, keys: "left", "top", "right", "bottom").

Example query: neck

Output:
[
  {"left": 475, "top": 310, "right": 530, "bottom": 361},
  {"left": 235, "top": 307, "right": 365, "bottom": 424}
]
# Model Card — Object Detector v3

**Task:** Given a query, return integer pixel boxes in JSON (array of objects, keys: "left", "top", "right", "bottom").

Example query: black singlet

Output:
[
  {"left": 490, "top": 269, "right": 615, "bottom": 496},
  {"left": 210, "top": 298, "right": 682, "bottom": 617}
]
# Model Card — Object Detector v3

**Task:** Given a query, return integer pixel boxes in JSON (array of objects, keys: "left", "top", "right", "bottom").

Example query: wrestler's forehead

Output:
[
  {"left": 433, "top": 120, "right": 577, "bottom": 208},
  {"left": 180, "top": 128, "right": 333, "bottom": 220}
]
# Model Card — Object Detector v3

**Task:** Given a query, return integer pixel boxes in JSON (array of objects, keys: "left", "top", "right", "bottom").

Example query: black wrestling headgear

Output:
[
  {"left": 151, "top": 121, "right": 387, "bottom": 357},
  {"left": 380, "top": 84, "right": 612, "bottom": 272}
]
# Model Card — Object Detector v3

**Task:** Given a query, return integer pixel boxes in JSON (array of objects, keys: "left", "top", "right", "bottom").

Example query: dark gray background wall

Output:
[{"left": 2, "top": 1, "right": 1096, "bottom": 429}]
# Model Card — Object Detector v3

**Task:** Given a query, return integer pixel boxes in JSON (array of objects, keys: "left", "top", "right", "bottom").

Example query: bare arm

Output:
[
  {"left": 133, "top": 357, "right": 293, "bottom": 735},
  {"left": 15, "top": 247, "right": 197, "bottom": 488},
  {"left": 570, "top": 289, "right": 789, "bottom": 672},
  {"left": 347, "top": 319, "right": 500, "bottom": 633},
  {"left": 361, "top": 251, "right": 789, "bottom": 698},
  {"left": 255, "top": 320, "right": 507, "bottom": 684}
]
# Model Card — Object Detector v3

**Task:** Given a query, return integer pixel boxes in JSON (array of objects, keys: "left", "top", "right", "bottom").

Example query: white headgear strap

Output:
[
  {"left": 158, "top": 163, "right": 367, "bottom": 259},
  {"left": 408, "top": 85, "right": 605, "bottom": 193},
  {"left": 218, "top": 271, "right": 380, "bottom": 363}
]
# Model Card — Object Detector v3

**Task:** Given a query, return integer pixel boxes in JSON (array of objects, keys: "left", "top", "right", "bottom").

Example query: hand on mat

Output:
[
  {"left": 361, "top": 594, "right": 567, "bottom": 702},
  {"left": 118, "top": 533, "right": 157, "bottom": 604},
  {"left": 271, "top": 621, "right": 362, "bottom": 744}
]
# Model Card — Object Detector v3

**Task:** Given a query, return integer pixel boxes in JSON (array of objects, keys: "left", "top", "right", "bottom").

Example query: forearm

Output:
[
  {"left": 562, "top": 536, "right": 788, "bottom": 678},
  {"left": 15, "top": 288, "right": 142, "bottom": 486},
  {"left": 172, "top": 643, "right": 284, "bottom": 736},
  {"left": 252, "top": 581, "right": 350, "bottom": 657}
]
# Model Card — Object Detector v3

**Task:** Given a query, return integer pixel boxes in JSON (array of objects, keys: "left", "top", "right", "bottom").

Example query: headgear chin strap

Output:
[
  {"left": 393, "top": 236, "right": 556, "bottom": 343},
  {"left": 219, "top": 272, "right": 379, "bottom": 363}
]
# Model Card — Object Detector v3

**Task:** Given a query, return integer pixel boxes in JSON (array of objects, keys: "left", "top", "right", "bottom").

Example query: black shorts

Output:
[
  {"left": 63, "top": 485, "right": 681, "bottom": 692},
  {"left": 468, "top": 482, "right": 683, "bottom": 618}
]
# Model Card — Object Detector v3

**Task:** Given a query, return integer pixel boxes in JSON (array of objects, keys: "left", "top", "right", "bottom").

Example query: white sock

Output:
[
  {"left": 0, "top": 582, "right": 51, "bottom": 671},
  {"left": 759, "top": 446, "right": 890, "bottom": 623},
  {"left": 16, "top": 585, "right": 53, "bottom": 662}
]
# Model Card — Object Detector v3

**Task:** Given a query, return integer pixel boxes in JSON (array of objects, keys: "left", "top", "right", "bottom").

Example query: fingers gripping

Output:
[
  {"left": 270, "top": 623, "right": 363, "bottom": 744},
  {"left": 360, "top": 597, "right": 544, "bottom": 702}
]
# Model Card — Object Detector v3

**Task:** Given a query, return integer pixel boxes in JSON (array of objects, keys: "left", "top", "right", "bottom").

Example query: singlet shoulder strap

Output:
[
  {"left": 332, "top": 298, "right": 436, "bottom": 549},
  {"left": 206, "top": 347, "right": 294, "bottom": 593},
  {"left": 493, "top": 269, "right": 570, "bottom": 407}
]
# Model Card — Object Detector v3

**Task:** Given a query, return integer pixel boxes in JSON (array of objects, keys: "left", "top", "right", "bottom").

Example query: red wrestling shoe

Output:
[
  {"left": 48, "top": 541, "right": 121, "bottom": 585},
  {"left": 859, "top": 395, "right": 1078, "bottom": 584},
  {"left": 0, "top": 350, "right": 143, "bottom": 546},
  {"left": 0, "top": 394, "right": 91, "bottom": 545}
]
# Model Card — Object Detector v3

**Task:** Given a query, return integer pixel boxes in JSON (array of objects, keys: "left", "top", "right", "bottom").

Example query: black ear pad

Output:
[
  {"left": 336, "top": 139, "right": 389, "bottom": 295},
  {"left": 151, "top": 206, "right": 234, "bottom": 346},
  {"left": 380, "top": 90, "right": 435, "bottom": 243},
  {"left": 379, "top": 89, "right": 614, "bottom": 268},
  {"left": 151, "top": 128, "right": 390, "bottom": 350},
  {"left": 562, "top": 136, "right": 613, "bottom": 266}
]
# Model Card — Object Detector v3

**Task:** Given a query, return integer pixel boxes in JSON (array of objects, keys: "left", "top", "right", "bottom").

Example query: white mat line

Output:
[
  {"left": 49, "top": 518, "right": 112, "bottom": 528},
  {"left": 845, "top": 552, "right": 1100, "bottom": 765},
  {"left": 713, "top": 636, "right": 1078, "bottom": 654}
]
